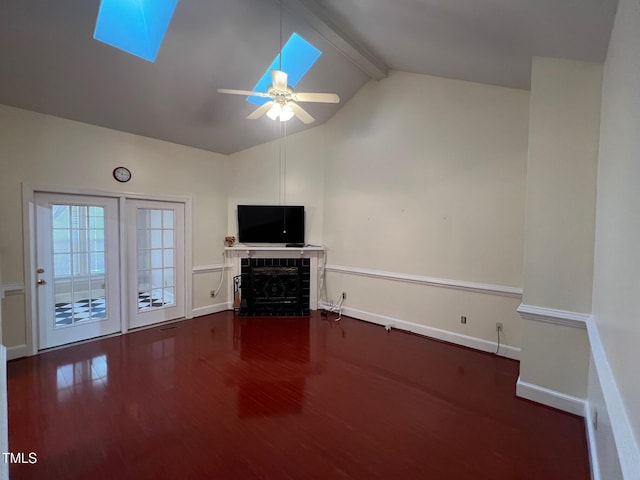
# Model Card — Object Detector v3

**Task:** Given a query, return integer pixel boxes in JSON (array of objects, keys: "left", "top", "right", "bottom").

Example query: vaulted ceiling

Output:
[{"left": 0, "top": 0, "right": 618, "bottom": 154}]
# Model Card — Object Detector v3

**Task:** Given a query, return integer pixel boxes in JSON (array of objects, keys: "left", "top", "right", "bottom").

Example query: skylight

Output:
[
  {"left": 247, "top": 33, "right": 322, "bottom": 106},
  {"left": 93, "top": 0, "right": 179, "bottom": 62}
]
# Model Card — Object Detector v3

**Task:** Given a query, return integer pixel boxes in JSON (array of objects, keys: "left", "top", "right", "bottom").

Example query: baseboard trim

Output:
[
  {"left": 584, "top": 402, "right": 601, "bottom": 480},
  {"left": 516, "top": 376, "right": 585, "bottom": 416},
  {"left": 586, "top": 316, "right": 640, "bottom": 479},
  {"left": 192, "top": 302, "right": 231, "bottom": 317},
  {"left": 327, "top": 303, "right": 520, "bottom": 360},
  {"left": 325, "top": 264, "right": 522, "bottom": 298},
  {"left": 517, "top": 303, "right": 589, "bottom": 329},
  {"left": 6, "top": 344, "right": 29, "bottom": 361}
]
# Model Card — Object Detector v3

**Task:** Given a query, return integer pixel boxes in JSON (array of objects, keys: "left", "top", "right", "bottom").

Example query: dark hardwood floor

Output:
[{"left": 7, "top": 311, "right": 590, "bottom": 479}]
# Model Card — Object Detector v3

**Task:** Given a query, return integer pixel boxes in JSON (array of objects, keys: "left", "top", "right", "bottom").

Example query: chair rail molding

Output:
[
  {"left": 192, "top": 264, "right": 228, "bottom": 274},
  {"left": 0, "top": 283, "right": 25, "bottom": 297},
  {"left": 517, "top": 303, "right": 589, "bottom": 329},
  {"left": 325, "top": 264, "right": 523, "bottom": 298}
]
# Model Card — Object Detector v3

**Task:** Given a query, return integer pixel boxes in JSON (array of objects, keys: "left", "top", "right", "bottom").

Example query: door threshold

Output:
[
  {"left": 38, "top": 331, "right": 124, "bottom": 354},
  {"left": 128, "top": 317, "right": 187, "bottom": 333},
  {"left": 38, "top": 318, "right": 188, "bottom": 354}
]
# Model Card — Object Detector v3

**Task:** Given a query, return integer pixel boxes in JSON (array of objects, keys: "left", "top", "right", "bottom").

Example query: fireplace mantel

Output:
[
  {"left": 225, "top": 245, "right": 324, "bottom": 255},
  {"left": 225, "top": 245, "right": 324, "bottom": 311}
]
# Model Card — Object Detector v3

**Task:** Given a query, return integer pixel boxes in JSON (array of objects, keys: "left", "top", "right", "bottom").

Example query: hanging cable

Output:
[
  {"left": 279, "top": 1, "right": 283, "bottom": 72},
  {"left": 318, "top": 248, "right": 342, "bottom": 322},
  {"left": 283, "top": 120, "right": 287, "bottom": 205},
  {"left": 318, "top": 246, "right": 328, "bottom": 303},
  {"left": 212, "top": 250, "right": 226, "bottom": 297},
  {"left": 277, "top": 0, "right": 284, "bottom": 206},
  {"left": 324, "top": 293, "right": 344, "bottom": 322},
  {"left": 279, "top": 124, "right": 283, "bottom": 205}
]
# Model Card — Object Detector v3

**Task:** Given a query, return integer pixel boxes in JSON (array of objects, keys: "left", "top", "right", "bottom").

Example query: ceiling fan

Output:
[{"left": 217, "top": 69, "right": 340, "bottom": 124}]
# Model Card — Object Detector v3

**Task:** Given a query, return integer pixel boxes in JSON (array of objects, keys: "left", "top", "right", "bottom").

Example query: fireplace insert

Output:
[{"left": 239, "top": 258, "right": 310, "bottom": 316}]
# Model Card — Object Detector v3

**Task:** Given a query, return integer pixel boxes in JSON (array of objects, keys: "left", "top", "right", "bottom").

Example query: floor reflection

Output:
[
  {"left": 56, "top": 353, "right": 108, "bottom": 402},
  {"left": 230, "top": 317, "right": 315, "bottom": 418},
  {"left": 7, "top": 312, "right": 590, "bottom": 480}
]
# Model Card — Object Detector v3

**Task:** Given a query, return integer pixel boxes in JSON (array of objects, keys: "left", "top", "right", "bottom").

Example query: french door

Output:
[
  {"left": 35, "top": 193, "right": 121, "bottom": 349},
  {"left": 127, "top": 200, "right": 185, "bottom": 329},
  {"left": 34, "top": 193, "right": 187, "bottom": 349}
]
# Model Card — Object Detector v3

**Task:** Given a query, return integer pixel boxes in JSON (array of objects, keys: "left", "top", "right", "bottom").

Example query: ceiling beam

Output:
[{"left": 279, "top": 0, "right": 388, "bottom": 80}]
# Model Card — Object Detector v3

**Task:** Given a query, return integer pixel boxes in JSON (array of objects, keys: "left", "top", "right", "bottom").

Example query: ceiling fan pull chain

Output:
[
  {"left": 283, "top": 120, "right": 287, "bottom": 205},
  {"left": 279, "top": 0, "right": 283, "bottom": 72}
]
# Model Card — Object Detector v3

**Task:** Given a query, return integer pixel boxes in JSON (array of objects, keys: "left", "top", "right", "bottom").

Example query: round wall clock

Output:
[{"left": 113, "top": 166, "right": 132, "bottom": 183}]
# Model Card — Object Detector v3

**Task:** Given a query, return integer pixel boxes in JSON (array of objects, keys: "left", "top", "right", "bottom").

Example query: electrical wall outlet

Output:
[
  {"left": 341, "top": 292, "right": 346, "bottom": 300},
  {"left": 461, "top": 316, "right": 467, "bottom": 324},
  {"left": 496, "top": 322, "right": 503, "bottom": 332},
  {"left": 210, "top": 290, "right": 216, "bottom": 297}
]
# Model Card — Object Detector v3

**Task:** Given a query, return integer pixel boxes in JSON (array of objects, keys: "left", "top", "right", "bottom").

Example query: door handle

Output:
[{"left": 37, "top": 279, "right": 47, "bottom": 285}]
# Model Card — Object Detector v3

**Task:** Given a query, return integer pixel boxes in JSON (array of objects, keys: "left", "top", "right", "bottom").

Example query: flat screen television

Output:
[{"left": 237, "top": 205, "right": 305, "bottom": 244}]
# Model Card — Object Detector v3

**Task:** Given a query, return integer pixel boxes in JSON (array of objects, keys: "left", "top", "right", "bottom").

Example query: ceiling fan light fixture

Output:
[
  {"left": 279, "top": 104, "right": 294, "bottom": 122},
  {"left": 266, "top": 103, "right": 282, "bottom": 120},
  {"left": 266, "top": 102, "right": 294, "bottom": 122}
]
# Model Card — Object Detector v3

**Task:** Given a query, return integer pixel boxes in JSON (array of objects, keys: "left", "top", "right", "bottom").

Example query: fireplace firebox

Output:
[{"left": 239, "top": 258, "right": 310, "bottom": 316}]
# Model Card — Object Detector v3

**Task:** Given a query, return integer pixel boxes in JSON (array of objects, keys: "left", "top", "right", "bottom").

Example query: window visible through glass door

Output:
[
  {"left": 136, "top": 208, "right": 176, "bottom": 310},
  {"left": 52, "top": 205, "right": 107, "bottom": 325}
]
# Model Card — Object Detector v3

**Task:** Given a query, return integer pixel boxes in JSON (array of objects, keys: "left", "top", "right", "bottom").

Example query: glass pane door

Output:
[
  {"left": 36, "top": 194, "right": 121, "bottom": 349},
  {"left": 128, "top": 200, "right": 185, "bottom": 329}
]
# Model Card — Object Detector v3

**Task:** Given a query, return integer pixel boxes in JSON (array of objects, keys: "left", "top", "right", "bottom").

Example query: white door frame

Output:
[{"left": 22, "top": 183, "right": 193, "bottom": 355}]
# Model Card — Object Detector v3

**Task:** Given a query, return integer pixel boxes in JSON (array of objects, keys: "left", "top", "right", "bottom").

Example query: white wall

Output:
[
  {"left": 518, "top": 58, "right": 602, "bottom": 400},
  {"left": 522, "top": 58, "right": 602, "bottom": 314},
  {"left": 0, "top": 105, "right": 229, "bottom": 350},
  {"left": 227, "top": 125, "right": 326, "bottom": 245},
  {"left": 591, "top": 0, "right": 640, "bottom": 476},
  {"left": 322, "top": 71, "right": 529, "bottom": 351}
]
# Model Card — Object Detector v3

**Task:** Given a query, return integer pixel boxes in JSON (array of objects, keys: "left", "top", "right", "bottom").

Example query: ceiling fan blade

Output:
[
  {"left": 291, "top": 92, "right": 340, "bottom": 104},
  {"left": 271, "top": 70, "right": 288, "bottom": 91},
  {"left": 246, "top": 101, "right": 275, "bottom": 120},
  {"left": 218, "top": 88, "right": 271, "bottom": 98},
  {"left": 289, "top": 102, "right": 315, "bottom": 124}
]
